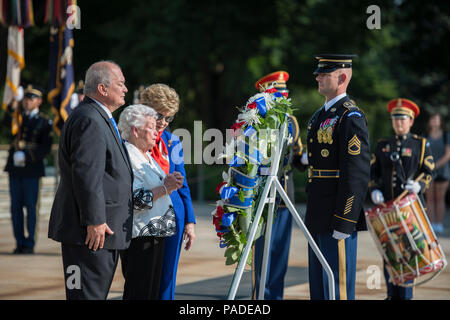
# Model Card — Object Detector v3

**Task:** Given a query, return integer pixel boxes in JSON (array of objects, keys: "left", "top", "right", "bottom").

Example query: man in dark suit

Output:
[
  {"left": 48, "top": 61, "right": 133, "bottom": 300},
  {"left": 305, "top": 54, "right": 370, "bottom": 300},
  {"left": 4, "top": 85, "right": 53, "bottom": 254}
]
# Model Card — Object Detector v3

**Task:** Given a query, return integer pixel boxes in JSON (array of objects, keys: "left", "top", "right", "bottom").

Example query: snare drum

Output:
[{"left": 365, "top": 192, "right": 447, "bottom": 287}]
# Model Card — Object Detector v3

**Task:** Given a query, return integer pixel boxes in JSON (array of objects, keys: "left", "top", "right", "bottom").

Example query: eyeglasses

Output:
[{"left": 156, "top": 113, "right": 175, "bottom": 123}]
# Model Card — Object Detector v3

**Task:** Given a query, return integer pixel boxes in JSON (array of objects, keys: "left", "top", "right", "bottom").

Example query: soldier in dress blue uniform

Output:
[
  {"left": 252, "top": 71, "right": 304, "bottom": 300},
  {"left": 369, "top": 98, "right": 435, "bottom": 300},
  {"left": 3, "top": 85, "right": 53, "bottom": 254},
  {"left": 304, "top": 54, "right": 370, "bottom": 300}
]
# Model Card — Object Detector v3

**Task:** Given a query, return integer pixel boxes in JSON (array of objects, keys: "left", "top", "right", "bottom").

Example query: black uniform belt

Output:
[{"left": 308, "top": 168, "right": 340, "bottom": 178}]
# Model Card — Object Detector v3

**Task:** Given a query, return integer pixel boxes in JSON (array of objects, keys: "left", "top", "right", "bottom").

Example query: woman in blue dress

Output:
[{"left": 140, "top": 84, "right": 196, "bottom": 300}]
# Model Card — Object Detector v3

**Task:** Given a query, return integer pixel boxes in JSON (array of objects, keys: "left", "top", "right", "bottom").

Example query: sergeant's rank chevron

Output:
[
  {"left": 344, "top": 195, "right": 354, "bottom": 215},
  {"left": 424, "top": 155, "right": 435, "bottom": 171},
  {"left": 348, "top": 134, "right": 361, "bottom": 155}
]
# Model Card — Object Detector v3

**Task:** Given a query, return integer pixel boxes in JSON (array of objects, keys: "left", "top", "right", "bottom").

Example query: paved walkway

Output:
[{"left": 0, "top": 201, "right": 449, "bottom": 300}]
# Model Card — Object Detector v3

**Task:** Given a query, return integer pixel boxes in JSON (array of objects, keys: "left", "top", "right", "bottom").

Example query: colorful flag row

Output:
[
  {"left": 1, "top": 24, "right": 75, "bottom": 136},
  {"left": 0, "top": 0, "right": 77, "bottom": 27}
]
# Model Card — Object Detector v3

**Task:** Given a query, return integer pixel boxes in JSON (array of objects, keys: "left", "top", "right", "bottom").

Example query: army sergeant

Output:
[
  {"left": 305, "top": 54, "right": 370, "bottom": 300},
  {"left": 4, "top": 85, "right": 53, "bottom": 254}
]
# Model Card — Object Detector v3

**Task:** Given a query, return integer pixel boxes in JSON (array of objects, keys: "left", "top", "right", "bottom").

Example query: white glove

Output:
[
  {"left": 332, "top": 230, "right": 350, "bottom": 240},
  {"left": 13, "top": 151, "right": 26, "bottom": 167},
  {"left": 371, "top": 189, "right": 385, "bottom": 205},
  {"left": 300, "top": 152, "right": 309, "bottom": 165},
  {"left": 405, "top": 180, "right": 421, "bottom": 194}
]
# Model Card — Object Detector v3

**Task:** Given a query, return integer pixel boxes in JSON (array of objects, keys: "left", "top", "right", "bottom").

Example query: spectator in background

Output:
[
  {"left": 140, "top": 84, "right": 196, "bottom": 300},
  {"left": 426, "top": 113, "right": 450, "bottom": 234}
]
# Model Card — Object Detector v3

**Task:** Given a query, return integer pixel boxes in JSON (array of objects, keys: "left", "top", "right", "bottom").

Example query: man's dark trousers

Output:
[{"left": 61, "top": 243, "right": 121, "bottom": 300}]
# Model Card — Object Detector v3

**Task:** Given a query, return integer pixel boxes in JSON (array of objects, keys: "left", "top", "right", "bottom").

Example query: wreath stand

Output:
[{"left": 226, "top": 122, "right": 336, "bottom": 300}]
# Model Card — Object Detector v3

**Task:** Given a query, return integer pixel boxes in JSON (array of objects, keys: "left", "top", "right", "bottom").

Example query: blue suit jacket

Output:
[
  {"left": 159, "top": 129, "right": 195, "bottom": 299},
  {"left": 161, "top": 129, "right": 195, "bottom": 226}
]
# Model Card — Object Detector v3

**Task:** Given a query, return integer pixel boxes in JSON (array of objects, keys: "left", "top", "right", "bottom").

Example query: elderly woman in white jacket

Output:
[{"left": 118, "top": 104, "right": 183, "bottom": 300}]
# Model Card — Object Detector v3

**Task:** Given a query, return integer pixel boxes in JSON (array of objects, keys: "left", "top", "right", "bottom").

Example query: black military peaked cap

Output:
[
  {"left": 23, "top": 84, "right": 44, "bottom": 98},
  {"left": 313, "top": 54, "right": 357, "bottom": 75}
]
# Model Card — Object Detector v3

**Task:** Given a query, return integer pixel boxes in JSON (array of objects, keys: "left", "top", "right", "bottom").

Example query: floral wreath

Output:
[{"left": 212, "top": 84, "right": 293, "bottom": 265}]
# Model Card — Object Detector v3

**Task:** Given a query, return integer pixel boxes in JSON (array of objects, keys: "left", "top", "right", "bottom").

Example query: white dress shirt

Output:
[
  {"left": 91, "top": 97, "right": 113, "bottom": 119},
  {"left": 324, "top": 92, "right": 347, "bottom": 111}
]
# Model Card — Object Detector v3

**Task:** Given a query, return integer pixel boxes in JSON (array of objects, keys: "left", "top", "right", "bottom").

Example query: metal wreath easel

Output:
[{"left": 226, "top": 122, "right": 336, "bottom": 300}]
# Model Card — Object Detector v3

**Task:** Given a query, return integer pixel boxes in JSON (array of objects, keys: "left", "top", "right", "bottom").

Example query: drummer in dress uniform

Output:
[
  {"left": 252, "top": 71, "right": 304, "bottom": 300},
  {"left": 369, "top": 98, "right": 435, "bottom": 300},
  {"left": 305, "top": 54, "right": 370, "bottom": 300},
  {"left": 3, "top": 85, "right": 53, "bottom": 254}
]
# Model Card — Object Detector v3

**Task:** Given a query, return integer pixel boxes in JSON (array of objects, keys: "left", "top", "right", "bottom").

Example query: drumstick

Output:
[{"left": 393, "top": 172, "right": 425, "bottom": 204}]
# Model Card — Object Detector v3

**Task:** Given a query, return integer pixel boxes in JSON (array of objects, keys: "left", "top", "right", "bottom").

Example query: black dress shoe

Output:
[
  {"left": 12, "top": 247, "right": 23, "bottom": 254},
  {"left": 21, "top": 247, "right": 34, "bottom": 254}
]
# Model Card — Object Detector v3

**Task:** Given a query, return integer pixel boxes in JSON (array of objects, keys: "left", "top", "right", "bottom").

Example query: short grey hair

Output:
[
  {"left": 118, "top": 104, "right": 158, "bottom": 140},
  {"left": 83, "top": 60, "right": 121, "bottom": 95}
]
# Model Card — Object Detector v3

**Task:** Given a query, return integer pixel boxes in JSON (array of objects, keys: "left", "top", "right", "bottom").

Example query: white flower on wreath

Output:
[{"left": 237, "top": 108, "right": 261, "bottom": 126}]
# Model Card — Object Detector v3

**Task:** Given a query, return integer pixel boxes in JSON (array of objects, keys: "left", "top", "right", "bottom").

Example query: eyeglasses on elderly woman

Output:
[{"left": 156, "top": 113, "right": 175, "bottom": 123}]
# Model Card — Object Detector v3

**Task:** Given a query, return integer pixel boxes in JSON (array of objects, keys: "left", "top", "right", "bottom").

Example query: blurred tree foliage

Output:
[{"left": 1, "top": 0, "right": 449, "bottom": 201}]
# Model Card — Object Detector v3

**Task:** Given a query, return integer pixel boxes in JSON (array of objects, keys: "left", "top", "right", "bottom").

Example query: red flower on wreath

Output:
[
  {"left": 230, "top": 121, "right": 245, "bottom": 131},
  {"left": 247, "top": 102, "right": 257, "bottom": 109},
  {"left": 215, "top": 181, "right": 227, "bottom": 194},
  {"left": 213, "top": 205, "right": 224, "bottom": 234},
  {"left": 230, "top": 121, "right": 246, "bottom": 137}
]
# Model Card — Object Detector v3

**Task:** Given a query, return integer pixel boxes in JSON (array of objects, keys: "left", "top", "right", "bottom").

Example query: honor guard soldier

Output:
[
  {"left": 69, "top": 80, "right": 85, "bottom": 110},
  {"left": 369, "top": 98, "right": 435, "bottom": 300},
  {"left": 4, "top": 85, "right": 53, "bottom": 254},
  {"left": 252, "top": 71, "right": 304, "bottom": 300},
  {"left": 305, "top": 54, "right": 370, "bottom": 300}
]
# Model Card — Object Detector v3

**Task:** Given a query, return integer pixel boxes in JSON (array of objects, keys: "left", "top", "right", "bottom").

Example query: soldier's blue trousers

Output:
[
  {"left": 254, "top": 207, "right": 293, "bottom": 300},
  {"left": 9, "top": 176, "right": 40, "bottom": 249},
  {"left": 308, "top": 232, "right": 358, "bottom": 300}
]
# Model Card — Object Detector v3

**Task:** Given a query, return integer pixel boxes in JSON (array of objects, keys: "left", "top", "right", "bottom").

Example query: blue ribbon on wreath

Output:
[
  {"left": 227, "top": 189, "right": 254, "bottom": 208},
  {"left": 220, "top": 186, "right": 239, "bottom": 201},
  {"left": 243, "top": 125, "right": 258, "bottom": 139},
  {"left": 229, "top": 154, "right": 245, "bottom": 167},
  {"left": 273, "top": 92, "right": 283, "bottom": 99},
  {"left": 222, "top": 212, "right": 237, "bottom": 227},
  {"left": 254, "top": 96, "right": 267, "bottom": 117},
  {"left": 236, "top": 140, "right": 262, "bottom": 165},
  {"left": 230, "top": 168, "right": 258, "bottom": 188}
]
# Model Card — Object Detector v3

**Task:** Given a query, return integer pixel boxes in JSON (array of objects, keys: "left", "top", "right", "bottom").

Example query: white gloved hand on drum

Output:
[
  {"left": 332, "top": 230, "right": 350, "bottom": 240},
  {"left": 371, "top": 189, "right": 384, "bottom": 205},
  {"left": 405, "top": 180, "right": 421, "bottom": 194}
]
